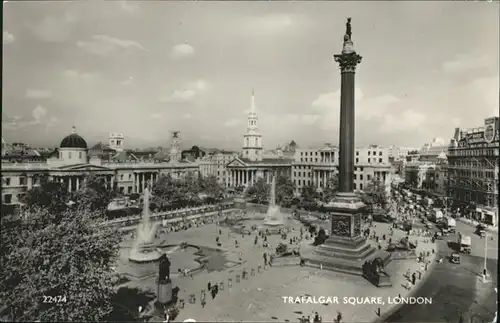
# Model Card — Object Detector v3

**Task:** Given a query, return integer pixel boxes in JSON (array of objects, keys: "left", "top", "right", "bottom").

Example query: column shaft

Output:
[{"left": 338, "top": 71, "right": 356, "bottom": 193}]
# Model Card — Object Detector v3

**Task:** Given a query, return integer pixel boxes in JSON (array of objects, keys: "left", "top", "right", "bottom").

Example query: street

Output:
[{"left": 386, "top": 221, "right": 498, "bottom": 323}]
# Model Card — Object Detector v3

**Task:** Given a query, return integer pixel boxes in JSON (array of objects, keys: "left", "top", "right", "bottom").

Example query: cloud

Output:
[
  {"left": 31, "top": 12, "right": 78, "bottom": 42},
  {"left": 121, "top": 76, "right": 134, "bottom": 86},
  {"left": 150, "top": 112, "right": 165, "bottom": 120},
  {"left": 77, "top": 35, "right": 146, "bottom": 56},
  {"left": 311, "top": 87, "right": 402, "bottom": 131},
  {"left": 224, "top": 118, "right": 241, "bottom": 127},
  {"left": 3, "top": 31, "right": 14, "bottom": 45},
  {"left": 469, "top": 75, "right": 499, "bottom": 117},
  {"left": 442, "top": 54, "right": 493, "bottom": 74},
  {"left": 159, "top": 79, "right": 208, "bottom": 103},
  {"left": 166, "top": 89, "right": 196, "bottom": 102},
  {"left": 379, "top": 109, "right": 426, "bottom": 134},
  {"left": 241, "top": 14, "right": 293, "bottom": 33},
  {"left": 32, "top": 105, "right": 47, "bottom": 122},
  {"left": 45, "top": 116, "right": 59, "bottom": 130},
  {"left": 171, "top": 43, "right": 194, "bottom": 59},
  {"left": 63, "top": 69, "right": 95, "bottom": 81},
  {"left": 1, "top": 115, "right": 22, "bottom": 130},
  {"left": 25, "top": 89, "right": 52, "bottom": 99},
  {"left": 191, "top": 79, "right": 208, "bottom": 91},
  {"left": 117, "top": 1, "right": 140, "bottom": 13}
]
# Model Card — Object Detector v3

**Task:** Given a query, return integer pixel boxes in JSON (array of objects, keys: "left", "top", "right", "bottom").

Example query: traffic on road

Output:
[{"left": 385, "top": 188, "right": 498, "bottom": 323}]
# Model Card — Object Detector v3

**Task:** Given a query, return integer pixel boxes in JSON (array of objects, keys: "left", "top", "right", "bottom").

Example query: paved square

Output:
[{"left": 116, "top": 213, "right": 437, "bottom": 322}]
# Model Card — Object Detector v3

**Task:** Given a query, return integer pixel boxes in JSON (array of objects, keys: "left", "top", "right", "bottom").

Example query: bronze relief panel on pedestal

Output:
[
  {"left": 353, "top": 214, "right": 362, "bottom": 237},
  {"left": 330, "top": 214, "right": 351, "bottom": 237}
]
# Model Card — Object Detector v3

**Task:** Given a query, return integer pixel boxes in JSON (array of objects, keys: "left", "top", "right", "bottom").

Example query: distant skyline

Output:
[{"left": 2, "top": 1, "right": 499, "bottom": 150}]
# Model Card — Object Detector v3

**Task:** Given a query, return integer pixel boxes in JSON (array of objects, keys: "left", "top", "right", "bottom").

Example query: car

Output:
[
  {"left": 450, "top": 252, "right": 460, "bottom": 264},
  {"left": 475, "top": 224, "right": 487, "bottom": 237}
]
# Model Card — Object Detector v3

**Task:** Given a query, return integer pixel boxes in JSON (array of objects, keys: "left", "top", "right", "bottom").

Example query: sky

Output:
[{"left": 2, "top": 1, "right": 499, "bottom": 150}]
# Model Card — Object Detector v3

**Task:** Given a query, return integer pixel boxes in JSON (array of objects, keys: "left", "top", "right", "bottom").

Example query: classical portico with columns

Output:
[{"left": 225, "top": 157, "right": 292, "bottom": 188}]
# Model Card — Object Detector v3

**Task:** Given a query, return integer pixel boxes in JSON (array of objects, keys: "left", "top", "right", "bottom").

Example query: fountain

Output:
[
  {"left": 264, "top": 176, "right": 285, "bottom": 226},
  {"left": 256, "top": 175, "right": 287, "bottom": 234},
  {"left": 128, "top": 186, "right": 162, "bottom": 263}
]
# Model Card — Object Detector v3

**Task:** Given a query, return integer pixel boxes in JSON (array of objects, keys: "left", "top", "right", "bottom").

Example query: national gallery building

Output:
[{"left": 1, "top": 127, "right": 198, "bottom": 205}]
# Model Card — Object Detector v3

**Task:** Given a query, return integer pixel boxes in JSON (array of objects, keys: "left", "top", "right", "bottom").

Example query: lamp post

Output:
[{"left": 483, "top": 232, "right": 488, "bottom": 280}]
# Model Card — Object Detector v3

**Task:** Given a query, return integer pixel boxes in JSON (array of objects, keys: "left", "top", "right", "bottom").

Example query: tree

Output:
[
  {"left": 21, "top": 177, "right": 69, "bottom": 213},
  {"left": 275, "top": 175, "right": 295, "bottom": 207},
  {"left": 245, "top": 178, "right": 269, "bottom": 204},
  {"left": 73, "top": 175, "right": 118, "bottom": 212},
  {"left": 406, "top": 170, "right": 419, "bottom": 188},
  {"left": 321, "top": 174, "right": 339, "bottom": 203},
  {"left": 362, "top": 178, "right": 388, "bottom": 210},
  {"left": 22, "top": 175, "right": 119, "bottom": 214},
  {"left": 0, "top": 207, "right": 121, "bottom": 322},
  {"left": 300, "top": 183, "right": 319, "bottom": 210},
  {"left": 151, "top": 174, "right": 206, "bottom": 209},
  {"left": 199, "top": 175, "right": 224, "bottom": 199}
]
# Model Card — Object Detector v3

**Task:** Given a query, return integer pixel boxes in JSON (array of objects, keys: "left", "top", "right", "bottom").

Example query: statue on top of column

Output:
[{"left": 344, "top": 17, "right": 352, "bottom": 41}]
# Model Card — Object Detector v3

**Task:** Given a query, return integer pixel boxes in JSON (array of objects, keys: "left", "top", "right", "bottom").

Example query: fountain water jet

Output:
[
  {"left": 264, "top": 176, "right": 285, "bottom": 226},
  {"left": 128, "top": 186, "right": 162, "bottom": 263}
]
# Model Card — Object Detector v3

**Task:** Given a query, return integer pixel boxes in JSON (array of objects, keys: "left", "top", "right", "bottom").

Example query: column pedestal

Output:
[
  {"left": 154, "top": 278, "right": 173, "bottom": 310},
  {"left": 301, "top": 193, "right": 390, "bottom": 276}
]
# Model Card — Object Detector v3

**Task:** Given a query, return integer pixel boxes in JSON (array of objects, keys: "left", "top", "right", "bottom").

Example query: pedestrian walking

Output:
[{"left": 336, "top": 311, "right": 342, "bottom": 323}]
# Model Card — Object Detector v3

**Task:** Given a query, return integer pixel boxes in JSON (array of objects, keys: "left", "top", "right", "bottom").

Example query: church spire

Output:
[{"left": 250, "top": 88, "right": 256, "bottom": 113}]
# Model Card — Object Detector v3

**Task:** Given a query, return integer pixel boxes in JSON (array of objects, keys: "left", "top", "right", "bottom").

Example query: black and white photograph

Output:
[{"left": 1, "top": 1, "right": 498, "bottom": 322}]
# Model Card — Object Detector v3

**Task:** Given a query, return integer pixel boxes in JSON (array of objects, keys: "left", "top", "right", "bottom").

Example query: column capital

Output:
[{"left": 334, "top": 52, "right": 362, "bottom": 73}]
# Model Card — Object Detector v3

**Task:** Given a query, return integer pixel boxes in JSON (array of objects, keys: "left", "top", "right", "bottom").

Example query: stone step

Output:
[
  {"left": 316, "top": 241, "right": 374, "bottom": 255},
  {"left": 323, "top": 235, "right": 368, "bottom": 250},
  {"left": 301, "top": 250, "right": 393, "bottom": 277},
  {"left": 302, "top": 256, "right": 365, "bottom": 276},
  {"left": 314, "top": 244, "right": 376, "bottom": 261}
]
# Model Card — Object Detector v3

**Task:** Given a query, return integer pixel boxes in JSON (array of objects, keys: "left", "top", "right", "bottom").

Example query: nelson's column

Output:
[{"left": 303, "top": 18, "right": 390, "bottom": 275}]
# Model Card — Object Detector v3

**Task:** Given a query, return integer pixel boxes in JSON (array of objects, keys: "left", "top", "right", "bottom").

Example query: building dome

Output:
[{"left": 60, "top": 126, "right": 87, "bottom": 149}]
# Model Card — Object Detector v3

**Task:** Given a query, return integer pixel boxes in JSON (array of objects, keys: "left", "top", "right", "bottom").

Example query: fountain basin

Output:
[
  {"left": 263, "top": 220, "right": 285, "bottom": 227},
  {"left": 129, "top": 244, "right": 162, "bottom": 263},
  {"left": 258, "top": 223, "right": 288, "bottom": 234}
]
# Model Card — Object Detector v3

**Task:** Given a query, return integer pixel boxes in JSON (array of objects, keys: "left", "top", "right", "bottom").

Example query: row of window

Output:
[
  {"left": 292, "top": 179, "right": 365, "bottom": 190},
  {"left": 367, "top": 151, "right": 384, "bottom": 156},
  {"left": 2, "top": 193, "right": 24, "bottom": 204},
  {"left": 449, "top": 148, "right": 498, "bottom": 157},
  {"left": 297, "top": 157, "right": 385, "bottom": 164},
  {"left": 245, "top": 138, "right": 260, "bottom": 146},
  {"left": 60, "top": 151, "right": 84, "bottom": 159},
  {"left": 299, "top": 151, "right": 385, "bottom": 157},
  {"left": 448, "top": 188, "right": 497, "bottom": 207},
  {"left": 293, "top": 165, "right": 366, "bottom": 172},
  {"left": 449, "top": 170, "right": 496, "bottom": 179},
  {"left": 449, "top": 179, "right": 496, "bottom": 191},
  {"left": 449, "top": 158, "right": 497, "bottom": 168},
  {"left": 3, "top": 177, "right": 39, "bottom": 186}
]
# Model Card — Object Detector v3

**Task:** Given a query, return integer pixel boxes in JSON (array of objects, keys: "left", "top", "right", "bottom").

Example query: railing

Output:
[
  {"left": 101, "top": 162, "right": 198, "bottom": 169},
  {"left": 292, "top": 161, "right": 392, "bottom": 167},
  {"left": 105, "top": 203, "right": 235, "bottom": 227},
  {"left": 0, "top": 161, "right": 199, "bottom": 171},
  {"left": 1, "top": 162, "right": 49, "bottom": 170}
]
